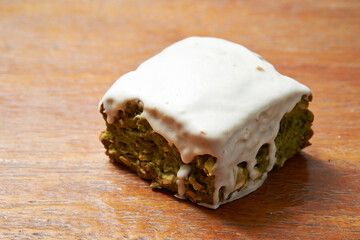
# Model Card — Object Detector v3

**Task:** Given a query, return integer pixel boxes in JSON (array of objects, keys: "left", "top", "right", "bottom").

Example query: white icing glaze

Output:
[
  {"left": 100, "top": 37, "right": 311, "bottom": 209},
  {"left": 175, "top": 164, "right": 192, "bottom": 199},
  {"left": 198, "top": 173, "right": 268, "bottom": 209}
]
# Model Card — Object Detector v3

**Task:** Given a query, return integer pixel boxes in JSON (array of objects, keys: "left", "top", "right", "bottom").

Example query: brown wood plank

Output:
[{"left": 1, "top": 0, "right": 359, "bottom": 239}]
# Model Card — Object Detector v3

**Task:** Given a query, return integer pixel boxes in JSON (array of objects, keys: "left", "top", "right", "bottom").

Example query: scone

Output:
[{"left": 99, "top": 37, "right": 314, "bottom": 209}]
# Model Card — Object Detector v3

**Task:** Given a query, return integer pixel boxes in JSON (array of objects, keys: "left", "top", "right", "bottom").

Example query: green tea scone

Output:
[{"left": 99, "top": 37, "right": 314, "bottom": 209}]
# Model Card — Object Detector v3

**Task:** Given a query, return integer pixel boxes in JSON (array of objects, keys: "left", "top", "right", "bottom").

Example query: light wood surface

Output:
[{"left": 1, "top": 0, "right": 360, "bottom": 239}]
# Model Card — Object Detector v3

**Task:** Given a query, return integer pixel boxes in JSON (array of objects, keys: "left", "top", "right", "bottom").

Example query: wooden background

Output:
[{"left": 1, "top": 0, "right": 359, "bottom": 239}]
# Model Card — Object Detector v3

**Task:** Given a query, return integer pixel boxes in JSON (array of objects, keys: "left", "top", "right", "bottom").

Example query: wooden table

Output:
[{"left": 1, "top": 0, "right": 359, "bottom": 239}]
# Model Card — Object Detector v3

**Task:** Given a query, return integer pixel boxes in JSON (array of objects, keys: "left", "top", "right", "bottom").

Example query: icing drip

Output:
[
  {"left": 176, "top": 164, "right": 191, "bottom": 199},
  {"left": 199, "top": 173, "right": 268, "bottom": 209},
  {"left": 267, "top": 141, "right": 277, "bottom": 172},
  {"left": 100, "top": 37, "right": 311, "bottom": 208}
]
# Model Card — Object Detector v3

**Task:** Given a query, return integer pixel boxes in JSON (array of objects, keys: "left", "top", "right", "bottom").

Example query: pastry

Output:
[{"left": 99, "top": 37, "right": 314, "bottom": 209}]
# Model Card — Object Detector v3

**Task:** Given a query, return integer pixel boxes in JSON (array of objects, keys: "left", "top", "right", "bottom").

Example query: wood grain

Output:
[{"left": 1, "top": 0, "right": 359, "bottom": 239}]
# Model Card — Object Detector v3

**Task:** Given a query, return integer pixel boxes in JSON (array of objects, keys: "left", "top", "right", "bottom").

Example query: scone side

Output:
[{"left": 99, "top": 95, "right": 313, "bottom": 206}]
